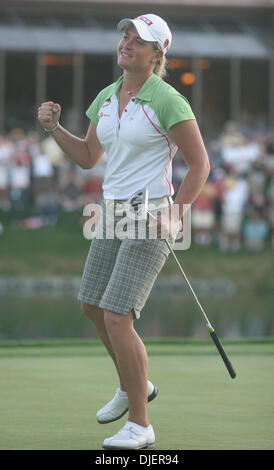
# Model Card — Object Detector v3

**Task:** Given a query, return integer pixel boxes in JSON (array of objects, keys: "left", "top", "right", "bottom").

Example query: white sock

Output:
[
  {"left": 127, "top": 420, "right": 151, "bottom": 431},
  {"left": 118, "top": 388, "right": 128, "bottom": 398}
]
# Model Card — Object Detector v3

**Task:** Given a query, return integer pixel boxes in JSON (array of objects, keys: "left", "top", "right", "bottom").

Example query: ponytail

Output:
[{"left": 152, "top": 43, "right": 168, "bottom": 78}]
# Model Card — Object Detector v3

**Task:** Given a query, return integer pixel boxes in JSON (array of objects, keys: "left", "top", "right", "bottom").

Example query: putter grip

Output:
[{"left": 210, "top": 331, "right": 236, "bottom": 379}]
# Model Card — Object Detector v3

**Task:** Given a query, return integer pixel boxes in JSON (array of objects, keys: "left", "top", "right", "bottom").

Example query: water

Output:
[{"left": 0, "top": 285, "right": 273, "bottom": 340}]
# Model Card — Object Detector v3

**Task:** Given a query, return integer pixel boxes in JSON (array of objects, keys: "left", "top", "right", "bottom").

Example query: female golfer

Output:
[{"left": 38, "top": 13, "right": 210, "bottom": 449}]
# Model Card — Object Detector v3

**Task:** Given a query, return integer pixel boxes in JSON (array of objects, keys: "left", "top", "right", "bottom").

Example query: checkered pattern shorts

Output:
[{"left": 77, "top": 197, "right": 173, "bottom": 319}]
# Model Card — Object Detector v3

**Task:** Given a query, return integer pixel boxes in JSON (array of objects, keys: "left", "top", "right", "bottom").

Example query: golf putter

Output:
[
  {"left": 128, "top": 188, "right": 236, "bottom": 379},
  {"left": 127, "top": 188, "right": 149, "bottom": 220}
]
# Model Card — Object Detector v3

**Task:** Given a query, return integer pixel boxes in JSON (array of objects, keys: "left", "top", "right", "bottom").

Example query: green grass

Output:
[
  {"left": 0, "top": 210, "right": 87, "bottom": 277},
  {"left": 1, "top": 209, "right": 274, "bottom": 291},
  {"left": 1, "top": 338, "right": 273, "bottom": 450}
]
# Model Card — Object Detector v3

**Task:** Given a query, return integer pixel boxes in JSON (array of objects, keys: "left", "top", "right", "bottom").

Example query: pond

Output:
[{"left": 0, "top": 276, "right": 273, "bottom": 340}]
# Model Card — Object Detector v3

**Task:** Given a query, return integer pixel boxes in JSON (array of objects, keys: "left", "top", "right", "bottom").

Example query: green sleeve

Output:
[
  {"left": 86, "top": 93, "right": 101, "bottom": 125},
  {"left": 155, "top": 85, "right": 196, "bottom": 131},
  {"left": 86, "top": 83, "right": 116, "bottom": 124}
]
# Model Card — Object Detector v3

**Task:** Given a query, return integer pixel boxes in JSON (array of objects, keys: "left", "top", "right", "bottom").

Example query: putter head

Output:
[{"left": 127, "top": 187, "right": 149, "bottom": 221}]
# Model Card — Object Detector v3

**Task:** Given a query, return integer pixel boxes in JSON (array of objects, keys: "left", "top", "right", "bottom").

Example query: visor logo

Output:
[{"left": 137, "top": 16, "right": 153, "bottom": 26}]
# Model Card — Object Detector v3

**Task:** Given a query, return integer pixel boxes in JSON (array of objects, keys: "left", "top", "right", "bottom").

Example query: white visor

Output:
[{"left": 117, "top": 14, "right": 172, "bottom": 54}]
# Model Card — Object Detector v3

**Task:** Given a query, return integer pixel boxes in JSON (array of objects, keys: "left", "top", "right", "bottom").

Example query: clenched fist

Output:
[{"left": 37, "top": 101, "right": 61, "bottom": 130}]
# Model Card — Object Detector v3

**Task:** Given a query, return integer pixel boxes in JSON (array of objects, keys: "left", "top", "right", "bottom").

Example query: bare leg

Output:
[
  {"left": 104, "top": 309, "right": 149, "bottom": 428},
  {"left": 81, "top": 302, "right": 126, "bottom": 391}
]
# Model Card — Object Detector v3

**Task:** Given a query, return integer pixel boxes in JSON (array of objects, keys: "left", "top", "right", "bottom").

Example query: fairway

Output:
[{"left": 0, "top": 339, "right": 273, "bottom": 450}]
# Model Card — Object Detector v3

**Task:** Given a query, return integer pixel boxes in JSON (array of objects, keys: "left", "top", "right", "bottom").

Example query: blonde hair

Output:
[{"left": 152, "top": 42, "right": 168, "bottom": 78}]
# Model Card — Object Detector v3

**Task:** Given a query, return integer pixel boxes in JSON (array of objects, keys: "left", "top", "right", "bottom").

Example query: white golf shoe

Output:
[
  {"left": 103, "top": 420, "right": 156, "bottom": 450},
  {"left": 96, "top": 380, "right": 158, "bottom": 424}
]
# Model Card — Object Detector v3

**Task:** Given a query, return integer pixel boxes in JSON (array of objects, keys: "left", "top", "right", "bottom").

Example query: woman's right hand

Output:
[{"left": 37, "top": 101, "right": 61, "bottom": 130}]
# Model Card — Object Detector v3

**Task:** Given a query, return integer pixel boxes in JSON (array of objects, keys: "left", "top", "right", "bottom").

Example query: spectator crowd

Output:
[
  {"left": 172, "top": 121, "right": 274, "bottom": 252},
  {"left": 0, "top": 128, "right": 105, "bottom": 231},
  {"left": 0, "top": 122, "right": 274, "bottom": 252}
]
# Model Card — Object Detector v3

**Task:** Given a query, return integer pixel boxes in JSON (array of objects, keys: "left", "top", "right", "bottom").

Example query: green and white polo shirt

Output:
[{"left": 86, "top": 73, "right": 195, "bottom": 199}]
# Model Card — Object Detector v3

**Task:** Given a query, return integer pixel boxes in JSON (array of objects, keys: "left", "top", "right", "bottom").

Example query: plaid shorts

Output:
[{"left": 77, "top": 196, "right": 174, "bottom": 319}]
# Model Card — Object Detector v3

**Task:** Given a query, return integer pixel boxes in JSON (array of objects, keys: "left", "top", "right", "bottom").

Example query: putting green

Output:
[{"left": 0, "top": 338, "right": 273, "bottom": 450}]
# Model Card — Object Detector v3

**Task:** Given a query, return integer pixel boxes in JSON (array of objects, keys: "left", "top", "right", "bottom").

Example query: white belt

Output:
[{"left": 106, "top": 196, "right": 173, "bottom": 216}]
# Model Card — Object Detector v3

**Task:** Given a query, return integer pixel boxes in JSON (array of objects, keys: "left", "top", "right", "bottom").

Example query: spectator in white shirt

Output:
[{"left": 219, "top": 167, "right": 249, "bottom": 251}]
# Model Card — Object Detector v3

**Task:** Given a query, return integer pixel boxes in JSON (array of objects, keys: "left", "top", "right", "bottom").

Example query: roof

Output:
[{"left": 0, "top": 24, "right": 271, "bottom": 58}]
